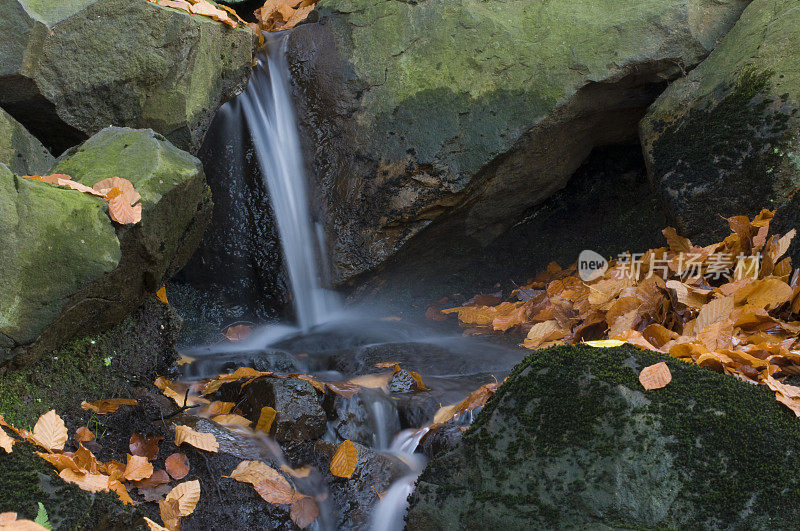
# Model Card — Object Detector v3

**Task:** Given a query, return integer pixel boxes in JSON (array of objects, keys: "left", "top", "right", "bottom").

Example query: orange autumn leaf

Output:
[
  {"left": 165, "top": 453, "right": 190, "bottom": 480},
  {"left": 74, "top": 444, "right": 101, "bottom": 474},
  {"left": 143, "top": 517, "right": 171, "bottom": 531},
  {"left": 254, "top": 477, "right": 301, "bottom": 504},
  {"left": 156, "top": 0, "right": 192, "bottom": 12},
  {"left": 158, "top": 498, "right": 182, "bottom": 531},
  {"left": 155, "top": 286, "right": 169, "bottom": 304},
  {"left": 290, "top": 497, "right": 319, "bottom": 528},
  {"left": 0, "top": 512, "right": 49, "bottom": 530},
  {"left": 106, "top": 187, "right": 143, "bottom": 225},
  {"left": 255, "top": 406, "right": 277, "bottom": 434},
  {"left": 110, "top": 479, "right": 134, "bottom": 505},
  {"left": 165, "top": 480, "right": 201, "bottom": 517},
  {"left": 59, "top": 469, "right": 110, "bottom": 493},
  {"left": 330, "top": 440, "right": 358, "bottom": 479},
  {"left": 93, "top": 176, "right": 141, "bottom": 205},
  {"left": 31, "top": 410, "right": 68, "bottom": 451},
  {"left": 124, "top": 454, "right": 154, "bottom": 481},
  {"left": 36, "top": 451, "right": 81, "bottom": 473},
  {"left": 639, "top": 362, "right": 672, "bottom": 390},
  {"left": 22, "top": 174, "right": 105, "bottom": 197},
  {"left": 228, "top": 460, "right": 284, "bottom": 485},
  {"left": 174, "top": 425, "right": 219, "bottom": 452},
  {"left": 74, "top": 426, "right": 95, "bottom": 443},
  {"left": 0, "top": 427, "right": 15, "bottom": 453},
  {"left": 212, "top": 414, "right": 252, "bottom": 428},
  {"left": 81, "top": 398, "right": 138, "bottom": 414}
]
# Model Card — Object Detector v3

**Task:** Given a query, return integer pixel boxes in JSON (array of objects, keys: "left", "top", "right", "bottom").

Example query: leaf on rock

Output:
[
  {"left": 165, "top": 480, "right": 201, "bottom": 517},
  {"left": 155, "top": 286, "right": 169, "bottom": 304},
  {"left": 165, "top": 453, "right": 190, "bottom": 480},
  {"left": 81, "top": 398, "right": 138, "bottom": 414},
  {"left": 330, "top": 440, "right": 358, "bottom": 479},
  {"left": 158, "top": 498, "right": 182, "bottom": 531},
  {"left": 0, "top": 512, "right": 49, "bottom": 530},
  {"left": 347, "top": 373, "right": 392, "bottom": 389},
  {"left": 256, "top": 406, "right": 277, "bottom": 434},
  {"left": 290, "top": 497, "right": 319, "bottom": 528},
  {"left": 254, "top": 477, "right": 300, "bottom": 505},
  {"left": 228, "top": 460, "right": 284, "bottom": 485},
  {"left": 143, "top": 517, "right": 171, "bottom": 531},
  {"left": 75, "top": 444, "right": 101, "bottom": 474},
  {"left": 583, "top": 339, "right": 627, "bottom": 348},
  {"left": 106, "top": 187, "right": 143, "bottom": 225},
  {"left": 174, "top": 425, "right": 219, "bottom": 453},
  {"left": 326, "top": 381, "right": 360, "bottom": 399},
  {"left": 93, "top": 176, "right": 141, "bottom": 205},
  {"left": 32, "top": 410, "right": 68, "bottom": 451},
  {"left": 124, "top": 454, "right": 154, "bottom": 481},
  {"left": 212, "top": 414, "right": 252, "bottom": 428},
  {"left": 639, "top": 362, "right": 672, "bottom": 390}
]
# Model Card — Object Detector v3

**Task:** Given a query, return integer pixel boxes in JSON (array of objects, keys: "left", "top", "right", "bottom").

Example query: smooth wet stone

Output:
[{"left": 241, "top": 377, "right": 327, "bottom": 442}]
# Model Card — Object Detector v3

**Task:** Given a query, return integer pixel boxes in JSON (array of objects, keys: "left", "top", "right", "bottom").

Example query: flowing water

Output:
[{"left": 181, "top": 32, "right": 526, "bottom": 529}]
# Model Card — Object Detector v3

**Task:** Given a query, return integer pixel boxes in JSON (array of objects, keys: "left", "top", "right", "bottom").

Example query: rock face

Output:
[
  {"left": 240, "top": 377, "right": 327, "bottom": 442},
  {"left": 0, "top": 0, "right": 253, "bottom": 154},
  {"left": 288, "top": 0, "right": 750, "bottom": 283},
  {"left": 0, "top": 107, "right": 53, "bottom": 174},
  {"left": 406, "top": 344, "right": 800, "bottom": 529},
  {"left": 641, "top": 0, "right": 800, "bottom": 245},
  {"left": 0, "top": 127, "right": 211, "bottom": 366}
]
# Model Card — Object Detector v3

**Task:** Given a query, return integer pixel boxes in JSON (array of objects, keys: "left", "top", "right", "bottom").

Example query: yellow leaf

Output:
[
  {"left": 695, "top": 296, "right": 734, "bottom": 333},
  {"left": 174, "top": 425, "right": 219, "bottom": 453},
  {"left": 228, "top": 460, "right": 283, "bottom": 485},
  {"left": 143, "top": 517, "right": 170, "bottom": 531},
  {"left": 583, "top": 339, "right": 627, "bottom": 348},
  {"left": 347, "top": 373, "right": 392, "bottom": 389},
  {"left": 165, "top": 480, "right": 201, "bottom": 517},
  {"left": 522, "top": 320, "right": 566, "bottom": 349},
  {"left": 256, "top": 406, "right": 276, "bottom": 434},
  {"left": 81, "top": 398, "right": 138, "bottom": 414},
  {"left": 59, "top": 469, "right": 110, "bottom": 493},
  {"left": 155, "top": 286, "right": 169, "bottom": 304},
  {"left": 124, "top": 454, "right": 154, "bottom": 481},
  {"left": 330, "top": 440, "right": 358, "bottom": 478},
  {"left": 639, "top": 362, "right": 672, "bottom": 390},
  {"left": 212, "top": 414, "right": 252, "bottom": 428},
  {"left": 32, "top": 410, "right": 68, "bottom": 451}
]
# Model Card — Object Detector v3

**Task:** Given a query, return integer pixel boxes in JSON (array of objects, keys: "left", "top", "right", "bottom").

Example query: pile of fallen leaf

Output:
[
  {"left": 23, "top": 174, "right": 142, "bottom": 225},
  {"left": 431, "top": 209, "right": 800, "bottom": 416}
]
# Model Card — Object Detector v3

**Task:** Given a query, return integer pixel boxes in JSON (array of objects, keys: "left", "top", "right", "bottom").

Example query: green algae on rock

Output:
[
  {"left": 1, "top": 128, "right": 211, "bottom": 367},
  {"left": 406, "top": 343, "right": 800, "bottom": 529},
  {"left": 0, "top": 0, "right": 253, "bottom": 154},
  {"left": 287, "top": 0, "right": 750, "bottom": 283},
  {"left": 0, "top": 107, "right": 54, "bottom": 175},
  {"left": 641, "top": 0, "right": 800, "bottom": 245}
]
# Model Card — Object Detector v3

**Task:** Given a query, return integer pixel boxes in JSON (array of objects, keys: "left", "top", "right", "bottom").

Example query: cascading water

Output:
[{"left": 238, "top": 33, "right": 338, "bottom": 332}]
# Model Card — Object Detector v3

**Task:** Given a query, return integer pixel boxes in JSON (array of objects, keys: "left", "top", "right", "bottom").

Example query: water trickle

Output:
[{"left": 238, "top": 33, "right": 339, "bottom": 332}]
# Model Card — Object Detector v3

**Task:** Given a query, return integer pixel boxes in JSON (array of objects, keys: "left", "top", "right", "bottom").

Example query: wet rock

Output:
[
  {"left": 286, "top": 440, "right": 409, "bottom": 529},
  {"left": 1, "top": 127, "right": 211, "bottom": 367},
  {"left": 418, "top": 423, "right": 464, "bottom": 461},
  {"left": 388, "top": 369, "right": 417, "bottom": 393},
  {"left": 288, "top": 0, "right": 749, "bottom": 283},
  {"left": 241, "top": 377, "right": 327, "bottom": 442},
  {"left": 326, "top": 391, "right": 401, "bottom": 449},
  {"left": 0, "top": 107, "right": 53, "bottom": 175},
  {"left": 641, "top": 0, "right": 800, "bottom": 246},
  {"left": 0, "top": 0, "right": 253, "bottom": 154},
  {"left": 407, "top": 344, "right": 800, "bottom": 528}
]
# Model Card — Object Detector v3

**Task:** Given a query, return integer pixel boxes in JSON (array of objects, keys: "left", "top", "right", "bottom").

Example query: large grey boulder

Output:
[
  {"left": 0, "top": 107, "right": 53, "bottom": 174},
  {"left": 0, "top": 0, "right": 253, "bottom": 154},
  {"left": 640, "top": 0, "right": 800, "bottom": 245},
  {"left": 285, "top": 0, "right": 751, "bottom": 283},
  {"left": 407, "top": 343, "right": 800, "bottom": 529},
  {"left": 0, "top": 127, "right": 211, "bottom": 367}
]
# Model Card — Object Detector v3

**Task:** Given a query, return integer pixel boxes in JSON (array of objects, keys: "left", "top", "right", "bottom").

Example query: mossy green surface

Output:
[
  {"left": 0, "top": 107, "right": 54, "bottom": 175},
  {"left": 407, "top": 344, "right": 800, "bottom": 529},
  {"left": 641, "top": 0, "right": 800, "bottom": 244},
  {"left": 0, "top": 164, "right": 120, "bottom": 350}
]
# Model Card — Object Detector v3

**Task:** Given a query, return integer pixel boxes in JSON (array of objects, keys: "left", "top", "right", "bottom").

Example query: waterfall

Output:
[{"left": 238, "top": 33, "right": 338, "bottom": 332}]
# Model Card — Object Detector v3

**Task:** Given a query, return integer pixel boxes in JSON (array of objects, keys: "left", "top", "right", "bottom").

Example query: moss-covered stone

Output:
[
  {"left": 641, "top": 0, "right": 800, "bottom": 244},
  {"left": 1, "top": 128, "right": 211, "bottom": 367},
  {"left": 0, "top": 107, "right": 54, "bottom": 175},
  {"left": 287, "top": 0, "right": 749, "bottom": 282},
  {"left": 407, "top": 344, "right": 800, "bottom": 529},
  {"left": 0, "top": 0, "right": 253, "bottom": 154}
]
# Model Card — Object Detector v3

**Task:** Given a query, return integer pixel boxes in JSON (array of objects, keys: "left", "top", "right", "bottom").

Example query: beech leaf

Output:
[
  {"left": 330, "top": 440, "right": 358, "bottom": 478},
  {"left": 174, "top": 425, "right": 219, "bottom": 453},
  {"left": 639, "top": 362, "right": 672, "bottom": 390}
]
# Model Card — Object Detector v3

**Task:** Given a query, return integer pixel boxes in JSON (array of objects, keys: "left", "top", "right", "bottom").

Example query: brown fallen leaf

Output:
[
  {"left": 93, "top": 176, "right": 141, "bottom": 204},
  {"left": 31, "top": 410, "right": 68, "bottom": 451},
  {"left": 106, "top": 187, "right": 143, "bottom": 225},
  {"left": 330, "top": 440, "right": 358, "bottom": 479},
  {"left": 159, "top": 498, "right": 182, "bottom": 531},
  {"left": 59, "top": 469, "right": 110, "bottom": 493},
  {"left": 174, "top": 425, "right": 219, "bottom": 452},
  {"left": 280, "top": 464, "right": 312, "bottom": 478},
  {"left": 228, "top": 460, "right": 284, "bottom": 485},
  {"left": 290, "top": 496, "right": 319, "bottom": 528},
  {"left": 326, "top": 381, "right": 360, "bottom": 399},
  {"left": 74, "top": 426, "right": 95, "bottom": 443},
  {"left": 223, "top": 324, "right": 252, "bottom": 342},
  {"left": 0, "top": 427, "right": 15, "bottom": 453},
  {"left": 256, "top": 406, "right": 277, "bottom": 434},
  {"left": 110, "top": 479, "right": 134, "bottom": 505},
  {"left": 639, "top": 362, "right": 672, "bottom": 390},
  {"left": 81, "top": 398, "right": 138, "bottom": 414},
  {"left": 165, "top": 480, "right": 201, "bottom": 517},
  {"left": 165, "top": 453, "right": 190, "bottom": 480},
  {"left": 124, "top": 454, "right": 154, "bottom": 481},
  {"left": 130, "top": 432, "right": 163, "bottom": 460},
  {"left": 75, "top": 444, "right": 101, "bottom": 474},
  {"left": 254, "top": 477, "right": 300, "bottom": 504}
]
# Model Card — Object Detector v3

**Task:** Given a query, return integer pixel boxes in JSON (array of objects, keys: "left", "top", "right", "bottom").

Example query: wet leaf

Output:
[
  {"left": 155, "top": 286, "right": 169, "bottom": 304},
  {"left": 256, "top": 406, "right": 277, "bottom": 434},
  {"left": 93, "top": 176, "right": 141, "bottom": 205},
  {"left": 330, "top": 440, "right": 358, "bottom": 478},
  {"left": 174, "top": 425, "right": 219, "bottom": 453},
  {"left": 223, "top": 325, "right": 252, "bottom": 342},
  {"left": 212, "top": 414, "right": 252, "bottom": 428},
  {"left": 290, "top": 497, "right": 319, "bottom": 528},
  {"left": 165, "top": 453, "right": 190, "bottom": 480},
  {"left": 326, "top": 381, "right": 360, "bottom": 398},
  {"left": 165, "top": 480, "right": 201, "bottom": 517},
  {"left": 59, "top": 469, "right": 110, "bottom": 493},
  {"left": 639, "top": 362, "right": 672, "bottom": 390},
  {"left": 32, "top": 410, "right": 67, "bottom": 451},
  {"left": 124, "top": 454, "right": 154, "bottom": 481},
  {"left": 254, "top": 477, "right": 300, "bottom": 504},
  {"left": 81, "top": 398, "right": 138, "bottom": 414},
  {"left": 130, "top": 432, "right": 162, "bottom": 460},
  {"left": 228, "top": 460, "right": 283, "bottom": 485},
  {"left": 74, "top": 427, "right": 95, "bottom": 443}
]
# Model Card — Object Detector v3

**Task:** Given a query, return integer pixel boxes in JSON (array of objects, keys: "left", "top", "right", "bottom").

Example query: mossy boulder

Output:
[
  {"left": 286, "top": 0, "right": 750, "bottom": 282},
  {"left": 406, "top": 344, "right": 800, "bottom": 529},
  {"left": 640, "top": 0, "right": 800, "bottom": 244},
  {"left": 0, "top": 0, "right": 253, "bottom": 155},
  {"left": 0, "top": 127, "right": 211, "bottom": 367},
  {"left": 0, "top": 107, "right": 53, "bottom": 175}
]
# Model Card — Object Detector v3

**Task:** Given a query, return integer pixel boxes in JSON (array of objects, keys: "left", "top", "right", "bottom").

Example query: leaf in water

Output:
[
  {"left": 212, "top": 414, "right": 252, "bottom": 428},
  {"left": 199, "top": 401, "right": 235, "bottom": 416},
  {"left": 81, "top": 398, "right": 138, "bottom": 414},
  {"left": 174, "top": 425, "right": 219, "bottom": 453},
  {"left": 326, "top": 381, "right": 360, "bottom": 398},
  {"left": 124, "top": 454, "right": 154, "bottom": 481},
  {"left": 290, "top": 497, "right": 319, "bottom": 528},
  {"left": 330, "top": 440, "right": 358, "bottom": 479},
  {"left": 130, "top": 432, "right": 162, "bottom": 460},
  {"left": 347, "top": 373, "right": 392, "bottom": 389},
  {"left": 165, "top": 453, "right": 190, "bottom": 480},
  {"left": 165, "top": 480, "right": 201, "bottom": 517},
  {"left": 639, "top": 362, "right": 672, "bottom": 390},
  {"left": 0, "top": 427, "right": 15, "bottom": 453},
  {"left": 223, "top": 325, "right": 252, "bottom": 342},
  {"left": 255, "top": 406, "right": 276, "bottom": 434},
  {"left": 74, "top": 427, "right": 95, "bottom": 443},
  {"left": 280, "top": 464, "right": 312, "bottom": 478},
  {"left": 32, "top": 410, "right": 67, "bottom": 451},
  {"left": 254, "top": 477, "right": 300, "bottom": 504}
]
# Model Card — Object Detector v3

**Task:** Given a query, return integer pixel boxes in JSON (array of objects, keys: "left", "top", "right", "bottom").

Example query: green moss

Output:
[{"left": 410, "top": 344, "right": 800, "bottom": 528}]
